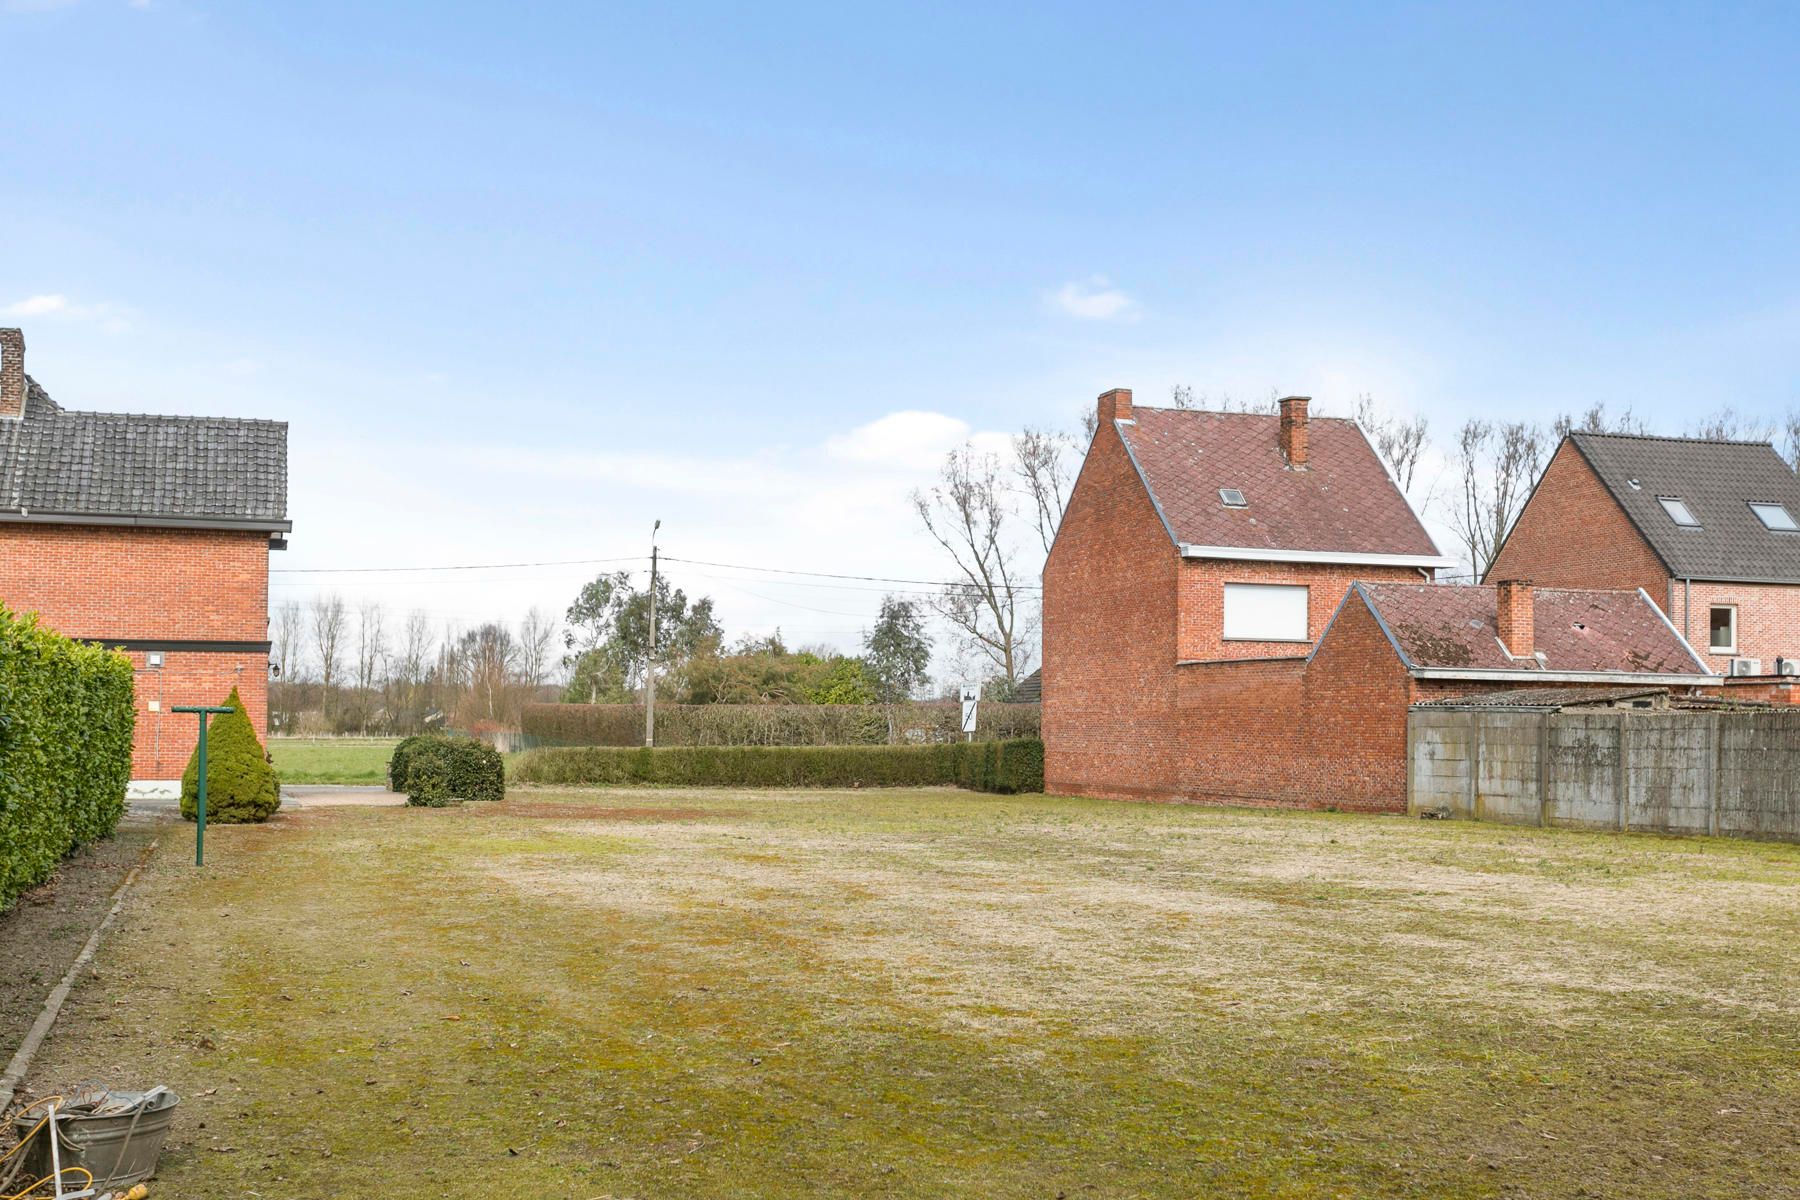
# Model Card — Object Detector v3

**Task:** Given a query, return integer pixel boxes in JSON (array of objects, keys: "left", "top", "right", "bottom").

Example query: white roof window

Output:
[
  {"left": 1219, "top": 488, "right": 1247, "bottom": 508},
  {"left": 1658, "top": 496, "right": 1700, "bottom": 527},
  {"left": 1750, "top": 502, "right": 1799, "bottom": 532}
]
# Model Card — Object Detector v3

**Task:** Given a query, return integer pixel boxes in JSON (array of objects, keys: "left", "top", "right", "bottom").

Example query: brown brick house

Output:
[
  {"left": 1489, "top": 432, "right": 1800, "bottom": 676},
  {"left": 1043, "top": 388, "right": 1714, "bottom": 810},
  {"left": 0, "top": 328, "right": 289, "bottom": 786}
]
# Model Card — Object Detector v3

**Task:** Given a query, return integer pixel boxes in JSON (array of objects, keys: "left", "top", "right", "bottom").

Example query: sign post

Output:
[
  {"left": 959, "top": 685, "right": 979, "bottom": 742},
  {"left": 173, "top": 704, "right": 234, "bottom": 866}
]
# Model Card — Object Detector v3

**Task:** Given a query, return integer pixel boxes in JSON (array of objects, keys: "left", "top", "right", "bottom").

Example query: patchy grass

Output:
[
  {"left": 268, "top": 737, "right": 399, "bottom": 784},
  {"left": 18, "top": 790, "right": 1800, "bottom": 1197}
]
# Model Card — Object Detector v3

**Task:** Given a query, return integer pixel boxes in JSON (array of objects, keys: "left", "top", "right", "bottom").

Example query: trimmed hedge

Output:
[
  {"left": 521, "top": 702, "right": 1041, "bottom": 748},
  {"left": 389, "top": 734, "right": 505, "bottom": 806},
  {"left": 511, "top": 739, "right": 1045, "bottom": 794},
  {"left": 0, "top": 606, "right": 136, "bottom": 911},
  {"left": 181, "top": 687, "right": 281, "bottom": 824}
]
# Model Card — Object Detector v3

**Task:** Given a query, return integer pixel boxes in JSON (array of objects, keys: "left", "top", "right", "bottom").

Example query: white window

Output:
[
  {"left": 1222, "top": 583, "right": 1310, "bottom": 642},
  {"left": 1709, "top": 605, "right": 1737, "bottom": 654},
  {"left": 1658, "top": 496, "right": 1700, "bottom": 527},
  {"left": 1750, "top": 502, "right": 1798, "bottom": 532}
]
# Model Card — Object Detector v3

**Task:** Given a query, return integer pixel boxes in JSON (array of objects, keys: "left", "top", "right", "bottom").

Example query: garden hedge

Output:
[
  {"left": 0, "top": 606, "right": 136, "bottom": 911},
  {"left": 180, "top": 687, "right": 281, "bottom": 824},
  {"left": 520, "top": 701, "right": 1041, "bottom": 748},
  {"left": 510, "top": 739, "right": 1045, "bottom": 794},
  {"left": 389, "top": 733, "right": 505, "bottom": 806}
]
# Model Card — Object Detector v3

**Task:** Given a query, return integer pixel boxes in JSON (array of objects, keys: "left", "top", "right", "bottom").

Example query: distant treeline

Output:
[{"left": 521, "top": 701, "right": 1041, "bottom": 747}]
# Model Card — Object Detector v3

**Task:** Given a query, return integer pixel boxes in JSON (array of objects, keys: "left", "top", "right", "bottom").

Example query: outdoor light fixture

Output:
[{"left": 147, "top": 652, "right": 164, "bottom": 669}]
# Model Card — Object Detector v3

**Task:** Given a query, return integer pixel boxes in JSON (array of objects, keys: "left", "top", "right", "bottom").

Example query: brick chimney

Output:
[
  {"left": 1496, "top": 579, "right": 1534, "bottom": 659},
  {"left": 1278, "top": 394, "right": 1310, "bottom": 467},
  {"left": 1096, "top": 387, "right": 1133, "bottom": 425},
  {"left": 0, "top": 328, "right": 23, "bottom": 421}
]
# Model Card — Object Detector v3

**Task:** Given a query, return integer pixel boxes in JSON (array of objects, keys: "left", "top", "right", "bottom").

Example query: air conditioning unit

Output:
[
  {"left": 1729, "top": 657, "right": 1762, "bottom": 677},
  {"left": 1780, "top": 659, "right": 1800, "bottom": 677}
]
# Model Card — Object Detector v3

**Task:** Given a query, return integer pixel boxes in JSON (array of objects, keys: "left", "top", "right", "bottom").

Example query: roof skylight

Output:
[
  {"left": 1750, "top": 502, "right": 1798, "bottom": 532},
  {"left": 1219, "top": 488, "right": 1247, "bottom": 508},
  {"left": 1658, "top": 496, "right": 1700, "bottom": 527}
]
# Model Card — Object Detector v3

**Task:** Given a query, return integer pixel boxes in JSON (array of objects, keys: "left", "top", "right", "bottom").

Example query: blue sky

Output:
[{"left": 4, "top": 2, "right": 1798, "bottom": 673}]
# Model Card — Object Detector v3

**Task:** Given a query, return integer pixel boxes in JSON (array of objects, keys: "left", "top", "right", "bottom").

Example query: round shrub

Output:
[
  {"left": 179, "top": 687, "right": 280, "bottom": 824},
  {"left": 389, "top": 734, "right": 505, "bottom": 805}
]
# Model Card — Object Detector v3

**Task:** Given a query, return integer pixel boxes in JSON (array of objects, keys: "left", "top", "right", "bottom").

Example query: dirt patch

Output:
[
  {"left": 0, "top": 816, "right": 165, "bottom": 1059},
  {"left": 481, "top": 802, "right": 725, "bottom": 822}
]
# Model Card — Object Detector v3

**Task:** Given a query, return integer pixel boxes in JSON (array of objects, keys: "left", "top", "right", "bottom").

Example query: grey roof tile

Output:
[
  {"left": 1570, "top": 432, "right": 1800, "bottom": 583},
  {"left": 0, "top": 378, "right": 287, "bottom": 526}
]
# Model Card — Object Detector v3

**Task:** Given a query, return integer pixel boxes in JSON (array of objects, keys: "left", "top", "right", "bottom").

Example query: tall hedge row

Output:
[
  {"left": 0, "top": 606, "right": 136, "bottom": 911},
  {"left": 520, "top": 702, "right": 1041, "bottom": 748},
  {"left": 511, "top": 739, "right": 1045, "bottom": 794}
]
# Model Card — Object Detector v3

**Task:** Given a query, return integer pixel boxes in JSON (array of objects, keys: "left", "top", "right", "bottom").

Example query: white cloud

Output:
[
  {"left": 1049, "top": 276, "right": 1137, "bottom": 321},
  {"left": 2, "top": 293, "right": 131, "bottom": 332},
  {"left": 825, "top": 410, "right": 971, "bottom": 471}
]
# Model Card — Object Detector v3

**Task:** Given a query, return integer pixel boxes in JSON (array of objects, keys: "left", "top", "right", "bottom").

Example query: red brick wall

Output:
[
  {"left": 1043, "top": 422, "right": 1183, "bottom": 799},
  {"left": 1668, "top": 579, "right": 1800, "bottom": 673},
  {"left": 1176, "top": 559, "right": 1425, "bottom": 661},
  {"left": 1487, "top": 440, "right": 1669, "bottom": 599},
  {"left": 0, "top": 523, "right": 272, "bottom": 777}
]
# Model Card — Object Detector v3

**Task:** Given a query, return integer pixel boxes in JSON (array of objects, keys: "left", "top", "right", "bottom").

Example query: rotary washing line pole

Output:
[{"left": 172, "top": 704, "right": 234, "bottom": 866}]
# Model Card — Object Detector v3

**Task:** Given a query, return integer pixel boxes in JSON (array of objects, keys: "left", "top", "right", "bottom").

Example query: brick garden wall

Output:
[{"left": 0, "top": 523, "right": 272, "bottom": 777}]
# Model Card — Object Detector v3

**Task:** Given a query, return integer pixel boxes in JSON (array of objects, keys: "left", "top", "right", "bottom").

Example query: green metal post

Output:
[{"left": 174, "top": 705, "right": 234, "bottom": 867}]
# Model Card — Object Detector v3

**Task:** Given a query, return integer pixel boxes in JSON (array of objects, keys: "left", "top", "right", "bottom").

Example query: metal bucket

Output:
[{"left": 10, "top": 1090, "right": 179, "bottom": 1189}]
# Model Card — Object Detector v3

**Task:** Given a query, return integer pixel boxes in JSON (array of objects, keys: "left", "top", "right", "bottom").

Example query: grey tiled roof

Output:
[
  {"left": 1570, "top": 432, "right": 1800, "bottom": 583},
  {"left": 1011, "top": 668, "right": 1042, "bottom": 703},
  {"left": 0, "top": 378, "right": 288, "bottom": 527},
  {"left": 1412, "top": 685, "right": 1669, "bottom": 710}
]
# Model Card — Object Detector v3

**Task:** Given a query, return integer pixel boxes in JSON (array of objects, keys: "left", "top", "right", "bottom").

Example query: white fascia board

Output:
[
  {"left": 1409, "top": 668, "right": 1717, "bottom": 684},
  {"left": 1180, "top": 543, "right": 1460, "bottom": 569},
  {"left": 1638, "top": 586, "right": 1716, "bottom": 673}
]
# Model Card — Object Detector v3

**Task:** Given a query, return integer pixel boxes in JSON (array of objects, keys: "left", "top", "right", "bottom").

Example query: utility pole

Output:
[{"left": 645, "top": 519, "right": 661, "bottom": 747}]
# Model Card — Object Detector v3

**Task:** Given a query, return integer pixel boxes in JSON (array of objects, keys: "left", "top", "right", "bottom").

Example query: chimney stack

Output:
[
  {"left": 0, "top": 329, "right": 23, "bottom": 421},
  {"left": 1496, "top": 579, "right": 1535, "bottom": 659},
  {"left": 1096, "top": 387, "right": 1133, "bottom": 426},
  {"left": 1278, "top": 394, "right": 1310, "bottom": 467}
]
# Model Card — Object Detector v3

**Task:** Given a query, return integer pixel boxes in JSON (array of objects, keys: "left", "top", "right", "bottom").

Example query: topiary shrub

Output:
[
  {"left": 389, "top": 734, "right": 505, "bottom": 806},
  {"left": 179, "top": 687, "right": 280, "bottom": 824}
]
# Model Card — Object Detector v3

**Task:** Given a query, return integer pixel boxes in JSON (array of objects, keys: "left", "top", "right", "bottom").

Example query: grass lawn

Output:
[
  {"left": 267, "top": 736, "right": 399, "bottom": 784},
  {"left": 19, "top": 790, "right": 1800, "bottom": 1197}
]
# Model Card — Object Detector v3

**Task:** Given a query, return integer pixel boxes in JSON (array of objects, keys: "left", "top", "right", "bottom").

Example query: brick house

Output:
[
  {"left": 0, "top": 328, "right": 289, "bottom": 787},
  {"left": 1043, "top": 389, "right": 1713, "bottom": 810},
  {"left": 1490, "top": 432, "right": 1800, "bottom": 676}
]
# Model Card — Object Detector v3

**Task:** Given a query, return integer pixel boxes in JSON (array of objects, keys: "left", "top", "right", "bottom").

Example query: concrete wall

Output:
[{"left": 1409, "top": 708, "right": 1800, "bottom": 842}]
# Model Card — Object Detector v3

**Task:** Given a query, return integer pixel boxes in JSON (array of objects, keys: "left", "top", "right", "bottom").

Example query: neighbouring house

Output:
[
  {"left": 1043, "top": 387, "right": 1716, "bottom": 810},
  {"left": 0, "top": 328, "right": 289, "bottom": 788},
  {"left": 1489, "top": 431, "right": 1800, "bottom": 678},
  {"left": 1011, "top": 668, "right": 1042, "bottom": 704}
]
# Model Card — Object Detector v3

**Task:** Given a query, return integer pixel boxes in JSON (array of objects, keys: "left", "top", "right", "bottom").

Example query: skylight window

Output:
[
  {"left": 1750, "top": 502, "right": 1798, "bottom": 532},
  {"left": 1219, "top": 488, "right": 1247, "bottom": 508},
  {"left": 1658, "top": 496, "right": 1700, "bottom": 527}
]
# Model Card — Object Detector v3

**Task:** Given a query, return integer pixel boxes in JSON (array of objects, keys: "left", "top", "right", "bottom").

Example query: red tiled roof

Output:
[
  {"left": 1115, "top": 408, "right": 1442, "bottom": 557},
  {"left": 1357, "top": 583, "right": 1709, "bottom": 674}
]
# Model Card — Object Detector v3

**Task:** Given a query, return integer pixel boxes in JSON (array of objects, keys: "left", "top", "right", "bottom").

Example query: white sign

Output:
[{"left": 960, "top": 685, "right": 979, "bottom": 734}]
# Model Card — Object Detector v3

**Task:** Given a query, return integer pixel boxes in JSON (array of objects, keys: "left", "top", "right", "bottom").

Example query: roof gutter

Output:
[
  {"left": 0, "top": 509, "right": 293, "bottom": 533},
  {"left": 1409, "top": 668, "right": 1715, "bottom": 685},
  {"left": 1180, "top": 543, "right": 1460, "bottom": 569}
]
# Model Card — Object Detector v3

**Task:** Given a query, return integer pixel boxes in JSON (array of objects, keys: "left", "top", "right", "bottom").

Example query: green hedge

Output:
[
  {"left": 389, "top": 734, "right": 505, "bottom": 806},
  {"left": 0, "top": 606, "right": 136, "bottom": 911},
  {"left": 511, "top": 739, "right": 1045, "bottom": 794},
  {"left": 520, "top": 702, "right": 1041, "bottom": 747},
  {"left": 180, "top": 687, "right": 280, "bottom": 824}
]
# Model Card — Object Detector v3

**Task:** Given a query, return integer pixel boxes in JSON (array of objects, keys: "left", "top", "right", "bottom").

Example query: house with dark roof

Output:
[
  {"left": 1042, "top": 387, "right": 1714, "bottom": 810},
  {"left": 1490, "top": 432, "right": 1800, "bottom": 677},
  {"left": 0, "top": 328, "right": 289, "bottom": 786}
]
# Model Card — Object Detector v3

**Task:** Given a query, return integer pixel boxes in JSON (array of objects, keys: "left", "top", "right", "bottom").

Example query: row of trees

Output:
[{"left": 906, "top": 388, "right": 1800, "bottom": 691}]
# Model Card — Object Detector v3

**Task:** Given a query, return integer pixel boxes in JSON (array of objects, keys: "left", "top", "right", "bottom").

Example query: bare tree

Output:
[
  {"left": 913, "top": 445, "right": 1030, "bottom": 685},
  {"left": 1552, "top": 402, "right": 1648, "bottom": 439},
  {"left": 1445, "top": 420, "right": 1547, "bottom": 580},
  {"left": 271, "top": 599, "right": 304, "bottom": 683},
  {"left": 1688, "top": 407, "right": 1776, "bottom": 443},
  {"left": 1782, "top": 412, "right": 1800, "bottom": 470},
  {"left": 1353, "top": 394, "right": 1430, "bottom": 493},
  {"left": 1012, "top": 427, "right": 1074, "bottom": 555},
  {"left": 460, "top": 623, "right": 518, "bottom": 722},
  {"left": 353, "top": 600, "right": 387, "bottom": 733},
  {"left": 310, "top": 593, "right": 347, "bottom": 717},
  {"left": 518, "top": 606, "right": 558, "bottom": 689}
]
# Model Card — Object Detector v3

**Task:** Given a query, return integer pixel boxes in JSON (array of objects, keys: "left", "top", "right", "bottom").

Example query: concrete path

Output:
[{"left": 128, "top": 784, "right": 405, "bottom": 816}]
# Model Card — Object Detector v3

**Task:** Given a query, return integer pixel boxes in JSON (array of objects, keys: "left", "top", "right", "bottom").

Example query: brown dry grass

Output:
[{"left": 16, "top": 787, "right": 1800, "bottom": 1198}]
